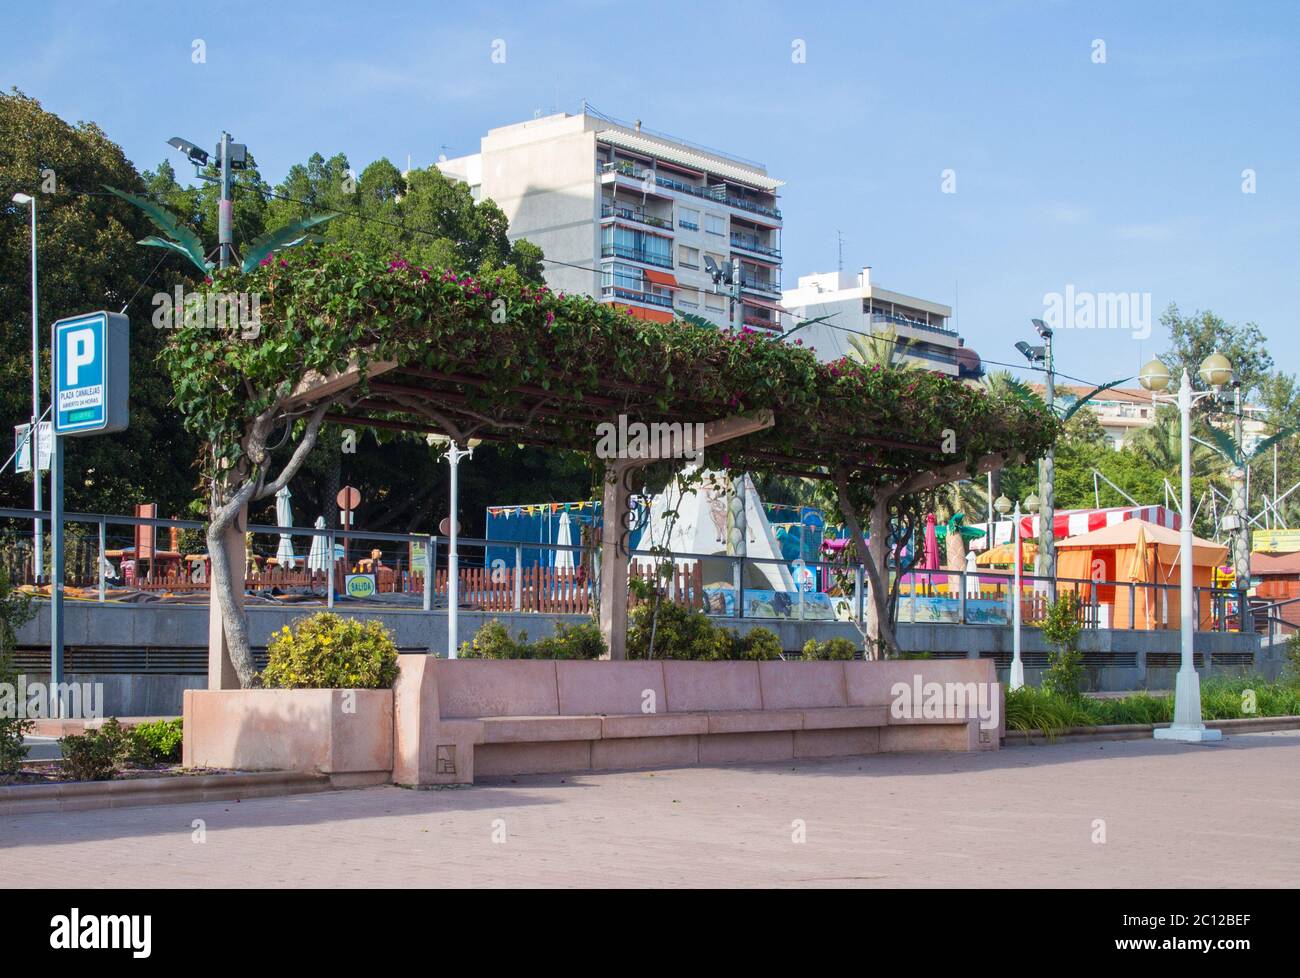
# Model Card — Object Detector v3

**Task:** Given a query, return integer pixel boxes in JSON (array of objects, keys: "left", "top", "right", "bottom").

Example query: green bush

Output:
[
  {"left": 59, "top": 718, "right": 132, "bottom": 781},
  {"left": 1286, "top": 633, "right": 1300, "bottom": 679},
  {"left": 459, "top": 619, "right": 525, "bottom": 658},
  {"left": 530, "top": 621, "right": 607, "bottom": 660},
  {"left": 129, "top": 718, "right": 184, "bottom": 765},
  {"left": 735, "top": 627, "right": 783, "bottom": 660},
  {"left": 0, "top": 567, "right": 35, "bottom": 775},
  {"left": 1038, "top": 593, "right": 1084, "bottom": 699},
  {"left": 628, "top": 602, "right": 728, "bottom": 660},
  {"left": 460, "top": 619, "right": 606, "bottom": 659},
  {"left": 802, "top": 637, "right": 858, "bottom": 660},
  {"left": 627, "top": 603, "right": 784, "bottom": 660},
  {"left": 259, "top": 612, "right": 399, "bottom": 689}
]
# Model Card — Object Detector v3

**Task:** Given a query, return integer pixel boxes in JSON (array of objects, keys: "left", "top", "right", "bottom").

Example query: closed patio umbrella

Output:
[
  {"left": 306, "top": 515, "right": 329, "bottom": 574},
  {"left": 555, "top": 511, "right": 575, "bottom": 573},
  {"left": 275, "top": 486, "right": 297, "bottom": 570}
]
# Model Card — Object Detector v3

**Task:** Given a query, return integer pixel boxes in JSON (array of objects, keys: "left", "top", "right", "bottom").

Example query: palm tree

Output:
[
  {"left": 1128, "top": 406, "right": 1217, "bottom": 483},
  {"left": 846, "top": 326, "right": 915, "bottom": 370}
]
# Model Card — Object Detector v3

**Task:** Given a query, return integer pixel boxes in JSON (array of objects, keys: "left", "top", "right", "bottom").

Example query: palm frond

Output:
[
  {"left": 105, "top": 185, "right": 211, "bottom": 275},
  {"left": 1060, "top": 377, "right": 1133, "bottom": 421},
  {"left": 1245, "top": 427, "right": 1296, "bottom": 461},
  {"left": 240, "top": 213, "right": 338, "bottom": 273},
  {"left": 1200, "top": 425, "right": 1240, "bottom": 464}
]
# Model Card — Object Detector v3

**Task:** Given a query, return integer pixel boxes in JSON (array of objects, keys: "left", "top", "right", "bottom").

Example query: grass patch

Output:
[{"left": 1006, "top": 675, "right": 1300, "bottom": 739}]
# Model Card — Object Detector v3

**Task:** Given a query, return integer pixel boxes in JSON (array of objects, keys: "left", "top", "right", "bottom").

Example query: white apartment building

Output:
[
  {"left": 780, "top": 268, "right": 979, "bottom": 377},
  {"left": 1032, "top": 383, "right": 1269, "bottom": 451},
  {"left": 437, "top": 108, "right": 784, "bottom": 329}
]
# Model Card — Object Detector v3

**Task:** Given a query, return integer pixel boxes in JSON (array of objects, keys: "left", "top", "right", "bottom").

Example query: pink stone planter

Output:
[
  {"left": 183, "top": 688, "right": 393, "bottom": 787},
  {"left": 393, "top": 656, "right": 1002, "bottom": 786}
]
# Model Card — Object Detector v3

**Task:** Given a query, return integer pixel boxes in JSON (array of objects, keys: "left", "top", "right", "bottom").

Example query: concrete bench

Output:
[{"left": 393, "top": 657, "right": 1002, "bottom": 786}]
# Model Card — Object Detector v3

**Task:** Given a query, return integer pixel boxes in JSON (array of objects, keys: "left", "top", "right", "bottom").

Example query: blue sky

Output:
[{"left": 5, "top": 0, "right": 1298, "bottom": 388}]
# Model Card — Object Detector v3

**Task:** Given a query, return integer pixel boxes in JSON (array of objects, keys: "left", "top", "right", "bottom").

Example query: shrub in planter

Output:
[
  {"left": 59, "top": 718, "right": 132, "bottom": 781},
  {"left": 802, "top": 638, "right": 858, "bottom": 660},
  {"left": 461, "top": 619, "right": 607, "bottom": 659},
  {"left": 260, "top": 612, "right": 399, "bottom": 689},
  {"left": 459, "top": 619, "right": 524, "bottom": 659},
  {"left": 732, "top": 627, "right": 783, "bottom": 660},
  {"left": 627, "top": 602, "right": 730, "bottom": 660},
  {"left": 530, "top": 621, "right": 606, "bottom": 659},
  {"left": 129, "top": 718, "right": 184, "bottom": 765}
]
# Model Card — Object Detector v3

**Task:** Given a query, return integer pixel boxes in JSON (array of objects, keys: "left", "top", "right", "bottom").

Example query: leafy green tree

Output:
[
  {"left": 1158, "top": 303, "right": 1273, "bottom": 402},
  {"left": 0, "top": 90, "right": 201, "bottom": 520}
]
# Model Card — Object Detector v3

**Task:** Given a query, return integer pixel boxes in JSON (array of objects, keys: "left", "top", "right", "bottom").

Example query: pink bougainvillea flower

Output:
[{"left": 259, "top": 256, "right": 273, "bottom": 267}]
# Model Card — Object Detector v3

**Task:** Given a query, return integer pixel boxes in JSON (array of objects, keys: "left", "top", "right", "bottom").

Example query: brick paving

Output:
[{"left": 3, "top": 731, "right": 1298, "bottom": 888}]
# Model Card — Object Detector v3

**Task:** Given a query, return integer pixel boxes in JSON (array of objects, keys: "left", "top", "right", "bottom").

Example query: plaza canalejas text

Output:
[{"left": 163, "top": 247, "right": 1058, "bottom": 685}]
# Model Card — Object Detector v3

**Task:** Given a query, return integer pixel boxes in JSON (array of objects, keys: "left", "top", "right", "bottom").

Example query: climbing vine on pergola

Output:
[{"left": 165, "top": 246, "right": 1058, "bottom": 682}]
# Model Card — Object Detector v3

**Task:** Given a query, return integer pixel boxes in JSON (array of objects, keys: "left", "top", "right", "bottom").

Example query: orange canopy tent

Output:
[{"left": 1055, "top": 518, "right": 1227, "bottom": 630}]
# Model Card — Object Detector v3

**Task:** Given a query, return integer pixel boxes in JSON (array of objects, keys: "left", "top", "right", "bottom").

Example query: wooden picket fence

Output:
[
  {"left": 417, "top": 565, "right": 591, "bottom": 613},
  {"left": 629, "top": 560, "right": 704, "bottom": 611}
]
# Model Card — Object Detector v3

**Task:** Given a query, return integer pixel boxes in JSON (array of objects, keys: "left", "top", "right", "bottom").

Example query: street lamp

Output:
[
  {"left": 429, "top": 434, "right": 482, "bottom": 659},
  {"left": 1139, "top": 354, "right": 1229, "bottom": 742},
  {"left": 1020, "top": 320, "right": 1056, "bottom": 586},
  {"left": 1010, "top": 499, "right": 1025, "bottom": 690},
  {"left": 168, "top": 133, "right": 247, "bottom": 269},
  {"left": 11, "top": 192, "right": 42, "bottom": 582}
]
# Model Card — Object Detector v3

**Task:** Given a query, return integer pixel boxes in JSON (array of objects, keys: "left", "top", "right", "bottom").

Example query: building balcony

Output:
[
  {"left": 740, "top": 275, "right": 781, "bottom": 298},
  {"left": 601, "top": 243, "right": 674, "bottom": 269},
  {"left": 652, "top": 174, "right": 782, "bottom": 221},
  {"left": 730, "top": 233, "right": 781, "bottom": 259},
  {"left": 601, "top": 203, "right": 673, "bottom": 231},
  {"left": 869, "top": 311, "right": 957, "bottom": 338},
  {"left": 601, "top": 285, "right": 674, "bottom": 309}
]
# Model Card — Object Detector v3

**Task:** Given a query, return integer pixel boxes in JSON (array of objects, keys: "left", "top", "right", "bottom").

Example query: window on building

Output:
[
  {"left": 677, "top": 288, "right": 699, "bottom": 308},
  {"left": 705, "top": 292, "right": 725, "bottom": 312},
  {"left": 704, "top": 213, "right": 725, "bottom": 236},
  {"left": 678, "top": 207, "right": 700, "bottom": 231},
  {"left": 678, "top": 245, "right": 700, "bottom": 269}
]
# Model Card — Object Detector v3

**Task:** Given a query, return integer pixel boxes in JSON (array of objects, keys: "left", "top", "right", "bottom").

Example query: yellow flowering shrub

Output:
[{"left": 259, "top": 613, "right": 399, "bottom": 689}]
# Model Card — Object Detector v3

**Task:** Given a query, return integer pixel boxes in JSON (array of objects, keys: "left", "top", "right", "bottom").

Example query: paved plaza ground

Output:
[{"left": 3, "top": 731, "right": 1298, "bottom": 888}]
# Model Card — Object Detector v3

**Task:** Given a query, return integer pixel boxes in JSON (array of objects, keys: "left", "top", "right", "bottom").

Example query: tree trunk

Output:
[
  {"left": 831, "top": 471, "right": 900, "bottom": 659},
  {"left": 208, "top": 504, "right": 257, "bottom": 687}
]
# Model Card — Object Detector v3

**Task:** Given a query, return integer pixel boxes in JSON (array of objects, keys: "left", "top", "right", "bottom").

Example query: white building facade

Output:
[
  {"left": 438, "top": 109, "right": 784, "bottom": 329},
  {"left": 780, "top": 268, "right": 978, "bottom": 377}
]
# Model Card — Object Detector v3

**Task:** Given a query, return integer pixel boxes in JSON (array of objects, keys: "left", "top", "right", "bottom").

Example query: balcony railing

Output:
[
  {"left": 678, "top": 219, "right": 699, "bottom": 231},
  {"left": 601, "top": 203, "right": 672, "bottom": 231},
  {"left": 601, "top": 243, "right": 674, "bottom": 269},
  {"left": 653, "top": 175, "right": 782, "bottom": 221},
  {"left": 730, "top": 233, "right": 781, "bottom": 259},
  {"left": 869, "top": 311, "right": 956, "bottom": 337},
  {"left": 601, "top": 285, "right": 674, "bottom": 309},
  {"left": 740, "top": 275, "right": 781, "bottom": 297}
]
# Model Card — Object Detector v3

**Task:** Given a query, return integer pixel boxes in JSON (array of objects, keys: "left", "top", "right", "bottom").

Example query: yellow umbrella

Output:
[
  {"left": 976, "top": 542, "right": 1038, "bottom": 566},
  {"left": 1127, "top": 523, "right": 1152, "bottom": 627}
]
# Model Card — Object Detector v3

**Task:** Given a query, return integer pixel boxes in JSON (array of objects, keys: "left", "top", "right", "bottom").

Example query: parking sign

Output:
[{"left": 52, "top": 311, "right": 129, "bottom": 435}]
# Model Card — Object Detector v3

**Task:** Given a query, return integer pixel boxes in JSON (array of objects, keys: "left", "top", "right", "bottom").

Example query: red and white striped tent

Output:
[{"left": 974, "top": 505, "right": 1181, "bottom": 551}]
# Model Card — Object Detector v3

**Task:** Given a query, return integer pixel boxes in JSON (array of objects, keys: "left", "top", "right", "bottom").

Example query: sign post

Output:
[{"left": 49, "top": 311, "right": 129, "bottom": 715}]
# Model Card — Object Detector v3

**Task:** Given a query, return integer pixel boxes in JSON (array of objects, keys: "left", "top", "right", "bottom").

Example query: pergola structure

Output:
[{"left": 177, "top": 249, "right": 1056, "bottom": 686}]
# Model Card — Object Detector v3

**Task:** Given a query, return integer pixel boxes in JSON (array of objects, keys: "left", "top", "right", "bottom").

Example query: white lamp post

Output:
[
  {"left": 430, "top": 434, "right": 481, "bottom": 659},
  {"left": 1140, "top": 354, "right": 1231, "bottom": 743},
  {"left": 1010, "top": 500, "right": 1025, "bottom": 690},
  {"left": 12, "top": 192, "right": 42, "bottom": 582}
]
